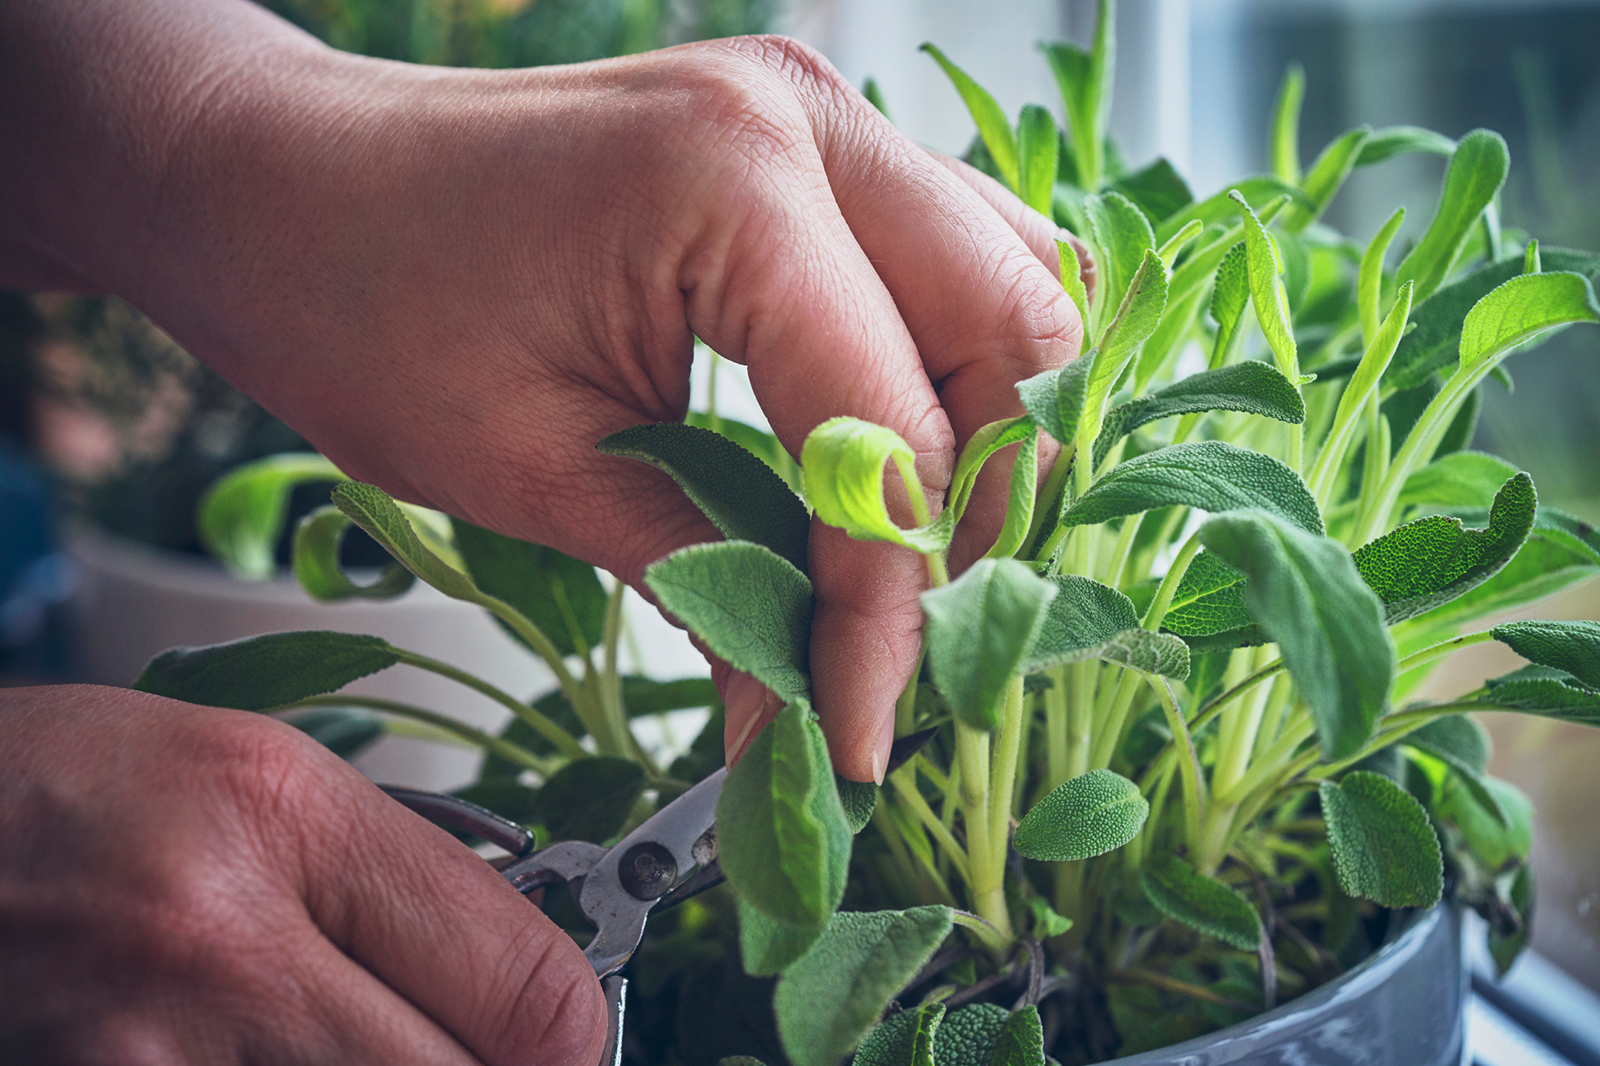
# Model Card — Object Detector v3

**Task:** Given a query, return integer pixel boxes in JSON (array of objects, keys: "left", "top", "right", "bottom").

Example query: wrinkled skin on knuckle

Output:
[{"left": 475, "top": 918, "right": 605, "bottom": 1066}]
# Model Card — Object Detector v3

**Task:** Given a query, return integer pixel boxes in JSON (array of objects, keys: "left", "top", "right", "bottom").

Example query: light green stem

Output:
[
  {"left": 286, "top": 694, "right": 549, "bottom": 773},
  {"left": 393, "top": 649, "right": 587, "bottom": 760},
  {"left": 955, "top": 721, "right": 1010, "bottom": 938},
  {"left": 989, "top": 676, "right": 1027, "bottom": 874},
  {"left": 890, "top": 768, "right": 971, "bottom": 882}
]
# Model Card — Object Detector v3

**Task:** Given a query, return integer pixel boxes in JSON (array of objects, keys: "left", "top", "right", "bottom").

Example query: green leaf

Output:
[
  {"left": 1395, "top": 130, "right": 1510, "bottom": 303},
  {"left": 332, "top": 482, "right": 480, "bottom": 600},
  {"left": 802, "top": 417, "right": 954, "bottom": 554},
  {"left": 1319, "top": 771, "right": 1444, "bottom": 908},
  {"left": 1022, "top": 575, "right": 1137, "bottom": 672},
  {"left": 947, "top": 417, "right": 1036, "bottom": 525},
  {"left": 284, "top": 706, "right": 383, "bottom": 758},
  {"left": 1153, "top": 176, "right": 1299, "bottom": 246},
  {"left": 1140, "top": 854, "right": 1262, "bottom": 950},
  {"left": 1041, "top": 0, "right": 1111, "bottom": 190},
  {"left": 988, "top": 1006, "right": 1044, "bottom": 1066},
  {"left": 1025, "top": 898, "right": 1074, "bottom": 939},
  {"left": 740, "top": 898, "right": 825, "bottom": 978},
  {"left": 1084, "top": 192, "right": 1157, "bottom": 326},
  {"left": 1282, "top": 125, "right": 1370, "bottom": 232},
  {"left": 1201, "top": 510, "right": 1392, "bottom": 758},
  {"left": 685, "top": 411, "right": 801, "bottom": 494},
  {"left": 1060, "top": 441, "right": 1323, "bottom": 535},
  {"left": 1269, "top": 63, "right": 1305, "bottom": 185},
  {"left": 922, "top": 44, "right": 1018, "bottom": 191},
  {"left": 1359, "top": 208, "right": 1407, "bottom": 346},
  {"left": 1231, "top": 190, "right": 1298, "bottom": 376},
  {"left": 1016, "top": 356, "right": 1094, "bottom": 447},
  {"left": 1458, "top": 271, "right": 1600, "bottom": 375},
  {"left": 1013, "top": 768, "right": 1150, "bottom": 862},
  {"left": 1525, "top": 239, "right": 1541, "bottom": 276},
  {"left": 862, "top": 77, "right": 891, "bottom": 119},
  {"left": 539, "top": 757, "right": 646, "bottom": 843},
  {"left": 133, "top": 631, "right": 400, "bottom": 710},
  {"left": 837, "top": 776, "right": 878, "bottom": 834},
  {"left": 451, "top": 518, "right": 607, "bottom": 657},
  {"left": 1093, "top": 362, "right": 1305, "bottom": 466},
  {"left": 293, "top": 505, "right": 417, "bottom": 601},
  {"left": 1399, "top": 452, "right": 1520, "bottom": 509},
  {"left": 1090, "top": 249, "right": 1169, "bottom": 409},
  {"left": 852, "top": 1004, "right": 944, "bottom": 1066},
  {"left": 1385, "top": 247, "right": 1600, "bottom": 392},
  {"left": 719, "top": 702, "right": 851, "bottom": 928},
  {"left": 1016, "top": 104, "right": 1058, "bottom": 216},
  {"left": 1354, "top": 125, "right": 1457, "bottom": 167},
  {"left": 645, "top": 541, "right": 813, "bottom": 704},
  {"left": 1110, "top": 158, "right": 1194, "bottom": 224},
  {"left": 1162, "top": 550, "right": 1255, "bottom": 639},
  {"left": 930, "top": 1005, "right": 1008, "bottom": 1066},
  {"left": 984, "top": 429, "right": 1039, "bottom": 560},
  {"left": 197, "top": 452, "right": 347, "bottom": 580},
  {"left": 1470, "top": 667, "right": 1600, "bottom": 726},
  {"left": 1209, "top": 242, "right": 1250, "bottom": 365},
  {"left": 1055, "top": 238, "right": 1091, "bottom": 329},
  {"left": 1492, "top": 619, "right": 1600, "bottom": 688},
  {"left": 1405, "top": 716, "right": 1508, "bottom": 828},
  {"left": 1440, "top": 772, "right": 1532, "bottom": 871},
  {"left": 598, "top": 422, "right": 810, "bottom": 575},
  {"left": 1355, "top": 473, "right": 1536, "bottom": 623},
  {"left": 1094, "top": 629, "right": 1191, "bottom": 680},
  {"left": 775, "top": 906, "right": 954, "bottom": 1066},
  {"left": 1489, "top": 865, "right": 1534, "bottom": 976},
  {"left": 922, "top": 559, "right": 1058, "bottom": 730}
]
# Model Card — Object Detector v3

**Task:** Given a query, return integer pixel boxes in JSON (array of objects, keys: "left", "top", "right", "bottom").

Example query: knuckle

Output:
[{"left": 481, "top": 919, "right": 606, "bottom": 1066}]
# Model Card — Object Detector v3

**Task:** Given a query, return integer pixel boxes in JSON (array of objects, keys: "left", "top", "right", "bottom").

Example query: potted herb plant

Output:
[{"left": 132, "top": 3, "right": 1600, "bottom": 1062}]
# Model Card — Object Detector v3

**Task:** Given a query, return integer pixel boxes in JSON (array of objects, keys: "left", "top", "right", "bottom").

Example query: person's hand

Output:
[
  {"left": 0, "top": 2, "right": 1085, "bottom": 782},
  {"left": 0, "top": 685, "right": 604, "bottom": 1065}
]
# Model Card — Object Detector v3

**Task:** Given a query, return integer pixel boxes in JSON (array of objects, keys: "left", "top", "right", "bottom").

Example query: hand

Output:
[
  {"left": 0, "top": 685, "right": 604, "bottom": 1065},
  {"left": 0, "top": 2, "right": 1085, "bottom": 781}
]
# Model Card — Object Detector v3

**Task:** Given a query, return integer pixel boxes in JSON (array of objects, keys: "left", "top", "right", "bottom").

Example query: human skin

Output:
[{"left": 1, "top": 0, "right": 1084, "bottom": 1060}]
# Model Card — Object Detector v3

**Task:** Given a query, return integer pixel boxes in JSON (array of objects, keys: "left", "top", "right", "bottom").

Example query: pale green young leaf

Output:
[
  {"left": 1209, "top": 242, "right": 1250, "bottom": 366},
  {"left": 1140, "top": 854, "right": 1262, "bottom": 950},
  {"left": 293, "top": 506, "right": 416, "bottom": 602},
  {"left": 1089, "top": 249, "right": 1168, "bottom": 409},
  {"left": 1459, "top": 271, "right": 1600, "bottom": 375},
  {"left": 1084, "top": 192, "right": 1157, "bottom": 326},
  {"left": 739, "top": 898, "right": 824, "bottom": 977},
  {"left": 646, "top": 542, "right": 812, "bottom": 701},
  {"left": 930, "top": 1004, "right": 1008, "bottom": 1066},
  {"left": 1016, "top": 356, "right": 1094, "bottom": 447},
  {"left": 1405, "top": 716, "right": 1508, "bottom": 828},
  {"left": 1013, "top": 768, "right": 1150, "bottom": 862},
  {"left": 1522, "top": 237, "right": 1540, "bottom": 274},
  {"left": 984, "top": 429, "right": 1039, "bottom": 560},
  {"left": 1055, "top": 238, "right": 1091, "bottom": 329},
  {"left": 1041, "top": 0, "right": 1111, "bottom": 190},
  {"left": 198, "top": 452, "right": 346, "bottom": 580},
  {"left": 988, "top": 1006, "right": 1044, "bottom": 1066},
  {"left": 597, "top": 422, "right": 810, "bottom": 574},
  {"left": 922, "top": 559, "right": 1057, "bottom": 730},
  {"left": 1096, "top": 628, "right": 1191, "bottom": 680},
  {"left": 922, "top": 44, "right": 1019, "bottom": 190},
  {"left": 1399, "top": 451, "right": 1520, "bottom": 509},
  {"left": 1356, "top": 474, "right": 1536, "bottom": 623},
  {"left": 451, "top": 518, "right": 608, "bottom": 658},
  {"left": 837, "top": 776, "right": 878, "bottom": 834},
  {"left": 1320, "top": 772, "right": 1444, "bottom": 908},
  {"left": 133, "top": 631, "right": 400, "bottom": 710},
  {"left": 1359, "top": 208, "right": 1406, "bottom": 347},
  {"left": 1093, "top": 362, "right": 1305, "bottom": 466},
  {"left": 1059, "top": 441, "right": 1323, "bottom": 534},
  {"left": 1016, "top": 103, "right": 1058, "bottom": 216},
  {"left": 1269, "top": 63, "right": 1305, "bottom": 185},
  {"left": 1156, "top": 218, "right": 1203, "bottom": 269},
  {"left": 1440, "top": 772, "right": 1533, "bottom": 871},
  {"left": 1201, "top": 510, "right": 1392, "bottom": 758},
  {"left": 852, "top": 1004, "right": 944, "bottom": 1066},
  {"left": 1492, "top": 619, "right": 1600, "bottom": 688},
  {"left": 331, "top": 482, "right": 479, "bottom": 601},
  {"left": 1230, "top": 190, "right": 1298, "bottom": 377},
  {"left": 949, "top": 417, "right": 1036, "bottom": 523},
  {"left": 1282, "top": 125, "right": 1371, "bottom": 233},
  {"left": 718, "top": 701, "right": 850, "bottom": 928},
  {"left": 1355, "top": 125, "right": 1456, "bottom": 167},
  {"left": 1022, "top": 575, "right": 1138, "bottom": 672},
  {"left": 801, "top": 417, "right": 954, "bottom": 554},
  {"left": 1025, "top": 898, "right": 1074, "bottom": 938},
  {"left": 776, "top": 906, "right": 953, "bottom": 1066},
  {"left": 1153, "top": 176, "right": 1299, "bottom": 246},
  {"left": 1395, "top": 130, "right": 1510, "bottom": 303}
]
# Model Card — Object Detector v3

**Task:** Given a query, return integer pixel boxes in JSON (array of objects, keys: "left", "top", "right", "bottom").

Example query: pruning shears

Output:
[{"left": 384, "top": 767, "right": 729, "bottom": 1066}]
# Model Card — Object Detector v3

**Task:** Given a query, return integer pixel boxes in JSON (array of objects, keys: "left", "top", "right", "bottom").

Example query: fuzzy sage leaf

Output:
[
  {"left": 134, "top": 631, "right": 400, "bottom": 711},
  {"left": 922, "top": 44, "right": 1018, "bottom": 191},
  {"left": 922, "top": 559, "right": 1057, "bottom": 731},
  {"left": 1140, "top": 854, "right": 1262, "bottom": 950},
  {"left": 851, "top": 1003, "right": 943, "bottom": 1066},
  {"left": 802, "top": 417, "right": 953, "bottom": 554},
  {"left": 197, "top": 452, "right": 346, "bottom": 580},
  {"left": 1395, "top": 130, "right": 1510, "bottom": 303},
  {"left": 1320, "top": 771, "right": 1444, "bottom": 908},
  {"left": 1093, "top": 362, "right": 1305, "bottom": 466},
  {"left": 1491, "top": 619, "right": 1600, "bottom": 688},
  {"left": 1013, "top": 769, "right": 1149, "bottom": 862}
]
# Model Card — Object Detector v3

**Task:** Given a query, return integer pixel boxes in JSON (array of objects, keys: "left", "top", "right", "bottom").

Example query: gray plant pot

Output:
[{"left": 1104, "top": 905, "right": 1465, "bottom": 1065}]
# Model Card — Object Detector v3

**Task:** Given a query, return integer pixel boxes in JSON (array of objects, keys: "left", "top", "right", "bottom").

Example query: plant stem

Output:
[
  {"left": 1044, "top": 665, "right": 1071, "bottom": 791},
  {"left": 989, "top": 676, "right": 1026, "bottom": 879},
  {"left": 393, "top": 649, "right": 587, "bottom": 760},
  {"left": 890, "top": 767, "right": 972, "bottom": 882},
  {"left": 1143, "top": 531, "right": 1203, "bottom": 633},
  {"left": 285, "top": 694, "right": 549, "bottom": 772},
  {"left": 1152, "top": 677, "right": 1204, "bottom": 853},
  {"left": 955, "top": 720, "right": 1010, "bottom": 939}
]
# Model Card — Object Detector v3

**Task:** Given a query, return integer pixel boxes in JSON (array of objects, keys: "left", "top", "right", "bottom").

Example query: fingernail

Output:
[
  {"left": 724, "top": 671, "right": 774, "bottom": 766},
  {"left": 871, "top": 717, "right": 894, "bottom": 785}
]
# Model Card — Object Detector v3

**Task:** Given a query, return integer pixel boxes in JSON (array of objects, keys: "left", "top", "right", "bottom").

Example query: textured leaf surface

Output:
[
  {"left": 1320, "top": 772, "right": 1444, "bottom": 907},
  {"left": 293, "top": 506, "right": 416, "bottom": 602},
  {"left": 1093, "top": 362, "right": 1305, "bottom": 466},
  {"left": 930, "top": 1004, "right": 1008, "bottom": 1066},
  {"left": 1022, "top": 575, "right": 1139, "bottom": 672},
  {"left": 1400, "top": 452, "right": 1520, "bottom": 509},
  {"left": 1355, "top": 125, "right": 1456, "bottom": 166},
  {"left": 1355, "top": 473, "right": 1536, "bottom": 623},
  {"left": 740, "top": 898, "right": 824, "bottom": 978},
  {"left": 334, "top": 482, "right": 479, "bottom": 600},
  {"left": 1016, "top": 104, "right": 1058, "bottom": 216},
  {"left": 1084, "top": 192, "right": 1156, "bottom": 322},
  {"left": 1395, "top": 130, "right": 1510, "bottom": 303},
  {"left": 1458, "top": 271, "right": 1600, "bottom": 374},
  {"left": 451, "top": 519, "right": 607, "bottom": 657},
  {"left": 1209, "top": 242, "right": 1250, "bottom": 364},
  {"left": 984, "top": 429, "right": 1039, "bottom": 560},
  {"left": 539, "top": 757, "right": 645, "bottom": 843},
  {"left": 1094, "top": 628, "right": 1191, "bottom": 680},
  {"left": 1161, "top": 551, "right": 1254, "bottom": 639},
  {"left": 948, "top": 418, "right": 1036, "bottom": 521},
  {"left": 1014, "top": 769, "right": 1149, "bottom": 862},
  {"left": 1140, "top": 854, "right": 1262, "bottom": 950},
  {"left": 1202, "top": 510, "right": 1392, "bottom": 758},
  {"left": 1060, "top": 441, "right": 1323, "bottom": 534},
  {"left": 1471, "top": 666, "right": 1600, "bottom": 725},
  {"left": 198, "top": 452, "right": 345, "bottom": 580},
  {"left": 598, "top": 422, "right": 810, "bottom": 573},
  {"left": 838, "top": 776, "right": 879, "bottom": 834},
  {"left": 1492, "top": 619, "right": 1600, "bottom": 688},
  {"left": 1016, "top": 357, "right": 1094, "bottom": 448},
  {"left": 802, "top": 417, "right": 954, "bottom": 553},
  {"left": 1091, "top": 249, "right": 1168, "bottom": 402},
  {"left": 1232, "top": 190, "right": 1298, "bottom": 376},
  {"left": 776, "top": 906, "right": 953, "bottom": 1066},
  {"left": 852, "top": 1004, "right": 943, "bottom": 1066},
  {"left": 923, "top": 559, "right": 1057, "bottom": 730},
  {"left": 134, "top": 632, "right": 399, "bottom": 710},
  {"left": 718, "top": 702, "right": 851, "bottom": 928},
  {"left": 988, "top": 1007, "right": 1044, "bottom": 1066},
  {"left": 646, "top": 542, "right": 813, "bottom": 703}
]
